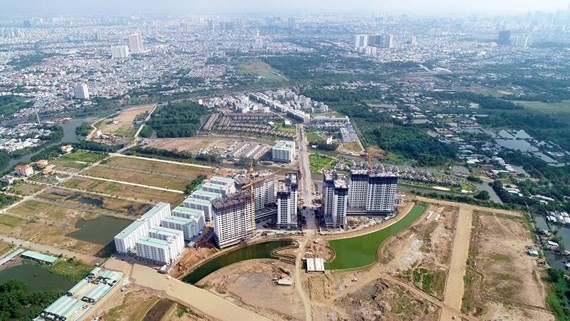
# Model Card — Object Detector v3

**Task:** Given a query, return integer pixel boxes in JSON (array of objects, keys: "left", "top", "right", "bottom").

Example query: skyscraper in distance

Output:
[{"left": 129, "top": 33, "right": 144, "bottom": 53}]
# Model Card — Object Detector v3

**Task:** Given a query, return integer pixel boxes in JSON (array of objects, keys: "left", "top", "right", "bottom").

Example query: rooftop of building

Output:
[
  {"left": 184, "top": 197, "right": 213, "bottom": 206},
  {"left": 172, "top": 206, "right": 205, "bottom": 217},
  {"left": 136, "top": 237, "right": 170, "bottom": 249},
  {"left": 211, "top": 191, "right": 250, "bottom": 211},
  {"left": 149, "top": 226, "right": 183, "bottom": 237},
  {"left": 162, "top": 215, "right": 194, "bottom": 224},
  {"left": 273, "top": 140, "right": 295, "bottom": 149}
]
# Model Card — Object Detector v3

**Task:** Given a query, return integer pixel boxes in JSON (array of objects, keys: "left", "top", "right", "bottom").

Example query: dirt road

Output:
[
  {"left": 77, "top": 174, "right": 184, "bottom": 194},
  {"left": 109, "top": 153, "right": 214, "bottom": 170},
  {"left": 295, "top": 233, "right": 312, "bottom": 321},
  {"left": 439, "top": 206, "right": 473, "bottom": 321},
  {"left": 105, "top": 259, "right": 269, "bottom": 321},
  {"left": 415, "top": 196, "right": 521, "bottom": 217}
]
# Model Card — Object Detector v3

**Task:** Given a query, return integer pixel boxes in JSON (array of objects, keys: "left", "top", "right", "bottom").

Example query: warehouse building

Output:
[
  {"left": 39, "top": 296, "right": 84, "bottom": 321},
  {"left": 81, "top": 284, "right": 112, "bottom": 303}
]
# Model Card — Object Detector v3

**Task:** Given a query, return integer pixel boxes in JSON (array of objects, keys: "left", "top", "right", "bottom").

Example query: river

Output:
[
  {"left": 183, "top": 239, "right": 293, "bottom": 284},
  {"left": 6, "top": 118, "right": 84, "bottom": 168}
]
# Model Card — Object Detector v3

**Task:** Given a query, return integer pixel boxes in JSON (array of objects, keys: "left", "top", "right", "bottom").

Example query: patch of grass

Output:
[
  {"left": 104, "top": 291, "right": 160, "bottom": 321},
  {"left": 515, "top": 100, "right": 570, "bottom": 115},
  {"left": 0, "top": 214, "right": 24, "bottom": 227},
  {"left": 309, "top": 154, "right": 336, "bottom": 174},
  {"left": 237, "top": 60, "right": 288, "bottom": 83},
  {"left": 52, "top": 150, "right": 107, "bottom": 169},
  {"left": 490, "top": 253, "right": 511, "bottom": 262},
  {"left": 46, "top": 258, "right": 93, "bottom": 283},
  {"left": 305, "top": 130, "right": 321, "bottom": 143}
]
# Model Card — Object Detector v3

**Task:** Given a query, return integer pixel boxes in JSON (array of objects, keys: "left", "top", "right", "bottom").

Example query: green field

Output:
[
  {"left": 325, "top": 204, "right": 427, "bottom": 270},
  {"left": 52, "top": 150, "right": 107, "bottom": 169},
  {"left": 238, "top": 60, "right": 288, "bottom": 83},
  {"left": 515, "top": 100, "right": 570, "bottom": 115},
  {"left": 309, "top": 154, "right": 336, "bottom": 174}
]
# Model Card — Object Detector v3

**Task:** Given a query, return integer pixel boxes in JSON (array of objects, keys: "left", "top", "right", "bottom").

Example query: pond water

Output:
[
  {"left": 0, "top": 263, "right": 73, "bottom": 292},
  {"left": 66, "top": 216, "right": 132, "bottom": 246},
  {"left": 183, "top": 239, "right": 293, "bottom": 284}
]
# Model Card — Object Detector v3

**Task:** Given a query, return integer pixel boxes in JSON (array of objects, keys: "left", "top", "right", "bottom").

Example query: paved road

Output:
[
  {"left": 294, "top": 234, "right": 313, "bottom": 321},
  {"left": 76, "top": 174, "right": 184, "bottom": 194},
  {"left": 296, "top": 124, "right": 313, "bottom": 206},
  {"left": 439, "top": 207, "right": 474, "bottom": 321},
  {"left": 104, "top": 259, "right": 270, "bottom": 321},
  {"left": 415, "top": 196, "right": 521, "bottom": 217}
]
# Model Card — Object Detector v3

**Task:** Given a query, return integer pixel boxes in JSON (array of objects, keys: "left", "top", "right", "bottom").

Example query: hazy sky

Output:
[{"left": 2, "top": 0, "right": 569, "bottom": 16}]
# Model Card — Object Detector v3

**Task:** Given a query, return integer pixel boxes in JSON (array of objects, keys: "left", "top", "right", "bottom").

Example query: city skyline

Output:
[{"left": 0, "top": 0, "right": 569, "bottom": 16}]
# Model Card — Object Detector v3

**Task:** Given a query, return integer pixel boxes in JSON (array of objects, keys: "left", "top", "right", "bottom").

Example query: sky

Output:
[{"left": 1, "top": 0, "right": 568, "bottom": 16}]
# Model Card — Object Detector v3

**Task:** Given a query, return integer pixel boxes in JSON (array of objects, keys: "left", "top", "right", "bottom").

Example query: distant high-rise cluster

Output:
[
  {"left": 497, "top": 30, "right": 530, "bottom": 48},
  {"left": 322, "top": 169, "right": 399, "bottom": 229},
  {"left": 128, "top": 33, "right": 144, "bottom": 53},
  {"left": 354, "top": 33, "right": 394, "bottom": 52}
]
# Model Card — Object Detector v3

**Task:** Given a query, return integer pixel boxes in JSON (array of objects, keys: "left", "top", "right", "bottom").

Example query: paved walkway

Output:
[
  {"left": 439, "top": 207, "right": 474, "bottom": 321},
  {"left": 105, "top": 259, "right": 269, "bottom": 321}
]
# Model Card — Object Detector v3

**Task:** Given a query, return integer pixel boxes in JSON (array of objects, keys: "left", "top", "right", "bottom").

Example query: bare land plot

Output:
[
  {"left": 147, "top": 136, "right": 274, "bottom": 156},
  {"left": 198, "top": 259, "right": 305, "bottom": 321},
  {"left": 51, "top": 150, "right": 107, "bottom": 170},
  {"left": 105, "top": 156, "right": 212, "bottom": 178},
  {"left": 0, "top": 241, "right": 12, "bottom": 256},
  {"left": 462, "top": 211, "right": 553, "bottom": 319},
  {"left": 98, "top": 104, "right": 155, "bottom": 138},
  {"left": 8, "top": 182, "right": 45, "bottom": 196},
  {"left": 37, "top": 188, "right": 152, "bottom": 217},
  {"left": 82, "top": 165, "right": 191, "bottom": 191},
  {"left": 8, "top": 199, "right": 99, "bottom": 222},
  {"left": 103, "top": 289, "right": 160, "bottom": 321},
  {"left": 62, "top": 177, "right": 185, "bottom": 205}
]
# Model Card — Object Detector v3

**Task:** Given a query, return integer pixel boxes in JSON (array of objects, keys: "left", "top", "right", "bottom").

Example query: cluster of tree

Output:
[
  {"left": 412, "top": 190, "right": 514, "bottom": 210},
  {"left": 0, "top": 194, "right": 19, "bottom": 208},
  {"left": 185, "top": 174, "right": 207, "bottom": 194},
  {"left": 506, "top": 77, "right": 570, "bottom": 102},
  {"left": 371, "top": 126, "right": 457, "bottom": 166},
  {"left": 311, "top": 141, "right": 339, "bottom": 151},
  {"left": 30, "top": 145, "right": 63, "bottom": 162},
  {"left": 466, "top": 175, "right": 483, "bottom": 183},
  {"left": 178, "top": 77, "right": 205, "bottom": 87},
  {"left": 75, "top": 122, "right": 92, "bottom": 138},
  {"left": 72, "top": 141, "right": 123, "bottom": 153},
  {"left": 473, "top": 190, "right": 490, "bottom": 200},
  {"left": 195, "top": 153, "right": 221, "bottom": 163},
  {"left": 0, "top": 96, "right": 31, "bottom": 117},
  {"left": 0, "top": 280, "right": 62, "bottom": 321},
  {"left": 138, "top": 125, "right": 153, "bottom": 138},
  {"left": 427, "top": 92, "right": 522, "bottom": 110},
  {"left": 545, "top": 268, "right": 570, "bottom": 321},
  {"left": 8, "top": 53, "right": 54, "bottom": 70},
  {"left": 147, "top": 101, "right": 210, "bottom": 138},
  {"left": 0, "top": 152, "right": 9, "bottom": 171},
  {"left": 125, "top": 146, "right": 193, "bottom": 160}
]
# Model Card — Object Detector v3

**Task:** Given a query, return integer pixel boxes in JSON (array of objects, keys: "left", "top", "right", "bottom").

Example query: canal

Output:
[
  {"left": 183, "top": 239, "right": 293, "bottom": 284},
  {"left": 5, "top": 118, "right": 84, "bottom": 169}
]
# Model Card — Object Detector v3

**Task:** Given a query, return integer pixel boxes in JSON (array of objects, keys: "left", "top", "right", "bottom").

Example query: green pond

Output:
[
  {"left": 183, "top": 239, "right": 293, "bottom": 284},
  {"left": 66, "top": 216, "right": 133, "bottom": 245},
  {"left": 0, "top": 263, "right": 74, "bottom": 292},
  {"left": 326, "top": 203, "right": 427, "bottom": 270}
]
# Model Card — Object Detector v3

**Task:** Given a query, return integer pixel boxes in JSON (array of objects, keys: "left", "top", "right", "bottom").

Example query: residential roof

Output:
[{"left": 136, "top": 237, "right": 169, "bottom": 249}]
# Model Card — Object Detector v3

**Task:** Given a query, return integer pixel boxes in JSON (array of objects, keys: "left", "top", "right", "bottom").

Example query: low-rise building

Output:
[
  {"left": 15, "top": 164, "right": 34, "bottom": 177},
  {"left": 272, "top": 140, "right": 296, "bottom": 163}
]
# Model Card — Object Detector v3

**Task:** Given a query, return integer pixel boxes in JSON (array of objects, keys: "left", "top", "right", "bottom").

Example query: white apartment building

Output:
[
  {"left": 148, "top": 226, "right": 184, "bottom": 260},
  {"left": 74, "top": 84, "right": 90, "bottom": 100},
  {"left": 161, "top": 215, "right": 204, "bottom": 240},
  {"left": 189, "top": 190, "right": 222, "bottom": 203},
  {"left": 114, "top": 202, "right": 171, "bottom": 254},
  {"left": 323, "top": 171, "right": 349, "bottom": 229},
  {"left": 135, "top": 237, "right": 175, "bottom": 265},
  {"left": 272, "top": 141, "right": 296, "bottom": 163},
  {"left": 183, "top": 197, "right": 213, "bottom": 220},
  {"left": 366, "top": 173, "right": 398, "bottom": 213},
  {"left": 212, "top": 192, "right": 254, "bottom": 248},
  {"left": 277, "top": 173, "right": 298, "bottom": 229},
  {"left": 110, "top": 45, "right": 129, "bottom": 58},
  {"left": 128, "top": 33, "right": 144, "bottom": 53},
  {"left": 208, "top": 176, "right": 236, "bottom": 194}
]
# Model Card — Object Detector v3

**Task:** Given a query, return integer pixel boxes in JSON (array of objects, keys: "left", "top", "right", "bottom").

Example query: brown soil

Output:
[
  {"left": 170, "top": 247, "right": 218, "bottom": 279},
  {"left": 198, "top": 259, "right": 305, "bottom": 321}
]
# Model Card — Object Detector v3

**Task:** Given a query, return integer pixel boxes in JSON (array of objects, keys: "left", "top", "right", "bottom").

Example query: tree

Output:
[{"left": 474, "top": 190, "right": 490, "bottom": 200}]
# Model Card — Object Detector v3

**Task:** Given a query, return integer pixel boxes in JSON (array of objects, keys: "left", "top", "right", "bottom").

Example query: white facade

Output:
[
  {"left": 161, "top": 215, "right": 204, "bottom": 240},
  {"left": 135, "top": 237, "right": 174, "bottom": 265},
  {"left": 114, "top": 202, "right": 171, "bottom": 254},
  {"left": 277, "top": 173, "right": 298, "bottom": 229},
  {"left": 347, "top": 170, "right": 398, "bottom": 214},
  {"left": 128, "top": 33, "right": 144, "bottom": 53},
  {"left": 183, "top": 198, "right": 213, "bottom": 221},
  {"left": 252, "top": 173, "right": 275, "bottom": 213},
  {"left": 323, "top": 172, "right": 349, "bottom": 229},
  {"left": 111, "top": 45, "right": 129, "bottom": 58},
  {"left": 212, "top": 192, "right": 254, "bottom": 248},
  {"left": 148, "top": 226, "right": 184, "bottom": 261},
  {"left": 74, "top": 84, "right": 90, "bottom": 100},
  {"left": 272, "top": 141, "right": 296, "bottom": 163}
]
